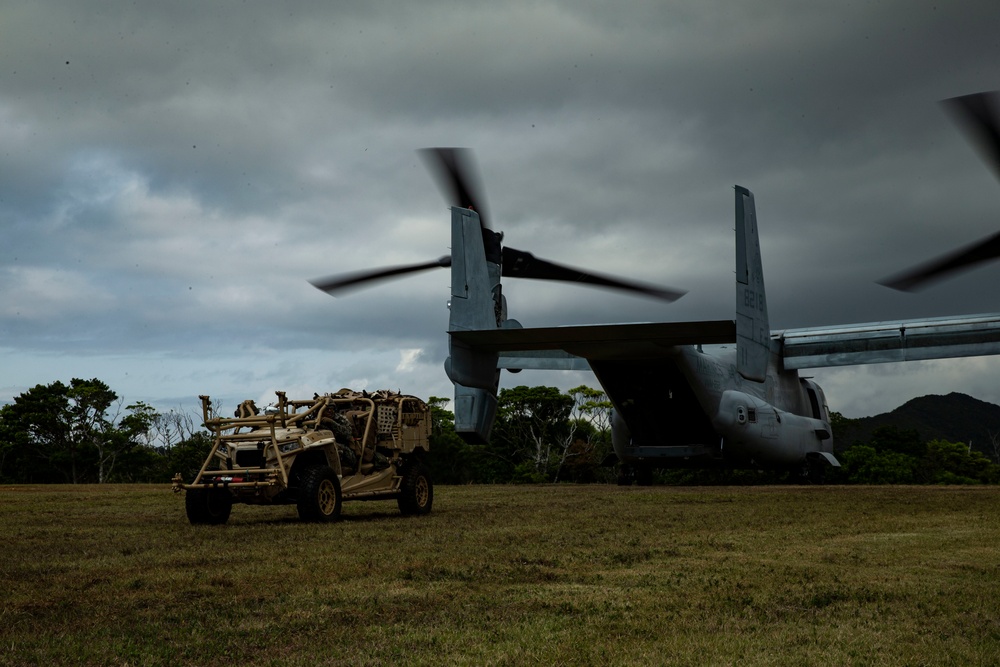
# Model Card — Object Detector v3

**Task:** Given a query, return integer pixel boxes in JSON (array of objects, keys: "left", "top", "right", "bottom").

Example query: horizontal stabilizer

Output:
[{"left": 450, "top": 320, "right": 736, "bottom": 361}]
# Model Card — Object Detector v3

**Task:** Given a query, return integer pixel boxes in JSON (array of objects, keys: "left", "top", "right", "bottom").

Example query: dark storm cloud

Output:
[{"left": 3, "top": 1, "right": 1000, "bottom": 416}]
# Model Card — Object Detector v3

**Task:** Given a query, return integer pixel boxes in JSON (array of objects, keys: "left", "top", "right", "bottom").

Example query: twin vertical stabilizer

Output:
[
  {"left": 735, "top": 186, "right": 771, "bottom": 382},
  {"left": 445, "top": 207, "right": 501, "bottom": 443}
]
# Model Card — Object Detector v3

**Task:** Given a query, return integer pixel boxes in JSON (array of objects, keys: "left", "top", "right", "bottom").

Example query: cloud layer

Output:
[{"left": 3, "top": 1, "right": 1000, "bottom": 417}]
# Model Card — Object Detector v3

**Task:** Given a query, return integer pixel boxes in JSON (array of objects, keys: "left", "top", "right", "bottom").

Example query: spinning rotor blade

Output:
[
  {"left": 880, "top": 91, "right": 1000, "bottom": 291},
  {"left": 943, "top": 91, "right": 1000, "bottom": 182},
  {"left": 419, "top": 148, "right": 490, "bottom": 228},
  {"left": 313, "top": 148, "right": 684, "bottom": 302},
  {"left": 310, "top": 256, "right": 451, "bottom": 296},
  {"left": 501, "top": 246, "right": 686, "bottom": 302},
  {"left": 878, "top": 231, "right": 1000, "bottom": 292}
]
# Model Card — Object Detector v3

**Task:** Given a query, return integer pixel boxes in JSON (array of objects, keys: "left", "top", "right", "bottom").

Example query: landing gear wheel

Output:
[
  {"left": 297, "top": 465, "right": 343, "bottom": 522},
  {"left": 185, "top": 488, "right": 233, "bottom": 525},
  {"left": 398, "top": 462, "right": 433, "bottom": 516},
  {"left": 617, "top": 465, "right": 635, "bottom": 486}
]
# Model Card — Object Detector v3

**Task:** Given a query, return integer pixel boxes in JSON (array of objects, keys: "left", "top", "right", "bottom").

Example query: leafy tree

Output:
[
  {"left": 923, "top": 439, "right": 1000, "bottom": 484},
  {"left": 834, "top": 426, "right": 926, "bottom": 484},
  {"left": 163, "top": 432, "right": 214, "bottom": 483},
  {"left": 492, "top": 386, "right": 574, "bottom": 482},
  {"left": 105, "top": 402, "right": 168, "bottom": 482},
  {"left": 836, "top": 426, "right": 1000, "bottom": 485},
  {"left": 839, "top": 445, "right": 919, "bottom": 484},
  {"left": 0, "top": 404, "right": 26, "bottom": 483},
  {"left": 828, "top": 411, "right": 854, "bottom": 432},
  {"left": 558, "top": 386, "right": 614, "bottom": 483},
  {"left": 869, "top": 425, "right": 926, "bottom": 458},
  {"left": 74, "top": 381, "right": 130, "bottom": 483},
  {"left": 2, "top": 380, "right": 80, "bottom": 483},
  {"left": 0, "top": 379, "right": 167, "bottom": 483},
  {"left": 425, "top": 397, "right": 479, "bottom": 484}
]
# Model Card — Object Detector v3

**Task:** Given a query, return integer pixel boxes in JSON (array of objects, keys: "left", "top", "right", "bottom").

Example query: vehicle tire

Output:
[
  {"left": 297, "top": 464, "right": 342, "bottom": 522},
  {"left": 397, "top": 462, "right": 433, "bottom": 516},
  {"left": 185, "top": 488, "right": 233, "bottom": 525}
]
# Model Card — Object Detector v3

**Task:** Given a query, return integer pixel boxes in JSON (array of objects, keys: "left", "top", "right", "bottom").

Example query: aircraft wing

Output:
[
  {"left": 450, "top": 320, "right": 736, "bottom": 370},
  {"left": 776, "top": 312, "right": 1000, "bottom": 369},
  {"left": 453, "top": 313, "right": 1000, "bottom": 372}
]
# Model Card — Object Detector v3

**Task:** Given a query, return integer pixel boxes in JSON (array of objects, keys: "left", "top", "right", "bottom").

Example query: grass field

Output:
[{"left": 2, "top": 484, "right": 999, "bottom": 666}]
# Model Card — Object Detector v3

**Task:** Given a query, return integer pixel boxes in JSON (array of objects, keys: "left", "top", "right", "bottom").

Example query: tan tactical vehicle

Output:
[{"left": 172, "top": 389, "right": 433, "bottom": 524}]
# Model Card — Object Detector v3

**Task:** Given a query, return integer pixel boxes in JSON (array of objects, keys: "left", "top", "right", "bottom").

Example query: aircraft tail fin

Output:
[
  {"left": 444, "top": 206, "right": 506, "bottom": 443},
  {"left": 735, "top": 186, "right": 771, "bottom": 382}
]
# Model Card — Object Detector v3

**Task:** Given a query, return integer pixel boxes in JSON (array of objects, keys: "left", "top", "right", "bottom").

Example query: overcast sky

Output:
[{"left": 3, "top": 1, "right": 1000, "bottom": 421}]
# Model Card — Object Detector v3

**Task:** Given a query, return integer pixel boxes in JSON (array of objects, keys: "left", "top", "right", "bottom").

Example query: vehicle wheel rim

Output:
[
  {"left": 415, "top": 476, "right": 429, "bottom": 507},
  {"left": 318, "top": 479, "right": 336, "bottom": 515}
]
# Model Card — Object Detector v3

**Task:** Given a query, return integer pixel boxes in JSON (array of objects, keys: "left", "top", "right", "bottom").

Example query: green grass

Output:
[{"left": 2, "top": 484, "right": 999, "bottom": 666}]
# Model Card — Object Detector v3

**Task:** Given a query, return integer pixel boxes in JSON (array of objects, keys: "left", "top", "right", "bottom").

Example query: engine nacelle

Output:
[
  {"left": 452, "top": 383, "right": 498, "bottom": 444},
  {"left": 444, "top": 342, "right": 499, "bottom": 391}
]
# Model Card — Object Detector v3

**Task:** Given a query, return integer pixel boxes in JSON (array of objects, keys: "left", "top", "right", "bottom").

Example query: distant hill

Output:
[{"left": 835, "top": 392, "right": 1000, "bottom": 459}]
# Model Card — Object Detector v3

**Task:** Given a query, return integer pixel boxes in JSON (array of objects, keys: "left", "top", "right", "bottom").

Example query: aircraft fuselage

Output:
[{"left": 599, "top": 344, "right": 834, "bottom": 470}]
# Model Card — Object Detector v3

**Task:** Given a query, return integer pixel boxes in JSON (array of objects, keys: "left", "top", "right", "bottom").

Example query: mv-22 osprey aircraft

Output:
[{"left": 313, "top": 92, "right": 1000, "bottom": 482}]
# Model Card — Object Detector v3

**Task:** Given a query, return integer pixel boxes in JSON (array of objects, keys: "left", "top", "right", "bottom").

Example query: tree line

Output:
[
  {"left": 0, "top": 379, "right": 210, "bottom": 484},
  {"left": 1, "top": 379, "right": 998, "bottom": 485}
]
